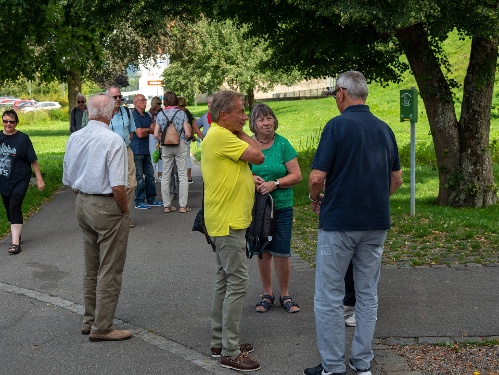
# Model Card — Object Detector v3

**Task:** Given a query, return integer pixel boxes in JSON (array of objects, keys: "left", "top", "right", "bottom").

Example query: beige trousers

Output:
[{"left": 75, "top": 193, "right": 130, "bottom": 333}]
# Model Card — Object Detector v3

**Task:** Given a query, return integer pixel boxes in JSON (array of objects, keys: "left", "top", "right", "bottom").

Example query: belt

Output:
[{"left": 79, "top": 192, "right": 113, "bottom": 197}]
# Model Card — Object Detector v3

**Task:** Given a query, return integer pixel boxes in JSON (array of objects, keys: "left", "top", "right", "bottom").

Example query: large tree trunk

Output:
[
  {"left": 396, "top": 24, "right": 497, "bottom": 207},
  {"left": 246, "top": 87, "right": 255, "bottom": 110},
  {"left": 453, "top": 37, "right": 498, "bottom": 206},
  {"left": 67, "top": 70, "right": 82, "bottom": 113}
]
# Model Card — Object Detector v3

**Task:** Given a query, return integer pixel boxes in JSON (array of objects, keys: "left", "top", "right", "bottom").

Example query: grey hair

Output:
[
  {"left": 210, "top": 91, "right": 244, "bottom": 123},
  {"left": 336, "top": 71, "right": 368, "bottom": 101},
  {"left": 106, "top": 85, "right": 121, "bottom": 94},
  {"left": 87, "top": 94, "right": 115, "bottom": 121},
  {"left": 249, "top": 104, "right": 278, "bottom": 134},
  {"left": 76, "top": 93, "right": 86, "bottom": 102}
]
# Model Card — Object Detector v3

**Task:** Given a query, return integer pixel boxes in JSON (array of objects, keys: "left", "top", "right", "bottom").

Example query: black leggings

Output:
[{"left": 1, "top": 193, "right": 25, "bottom": 224}]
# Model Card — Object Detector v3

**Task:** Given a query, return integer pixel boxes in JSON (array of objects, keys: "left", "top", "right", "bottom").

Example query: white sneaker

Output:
[
  {"left": 345, "top": 312, "right": 356, "bottom": 327},
  {"left": 349, "top": 359, "right": 371, "bottom": 375}
]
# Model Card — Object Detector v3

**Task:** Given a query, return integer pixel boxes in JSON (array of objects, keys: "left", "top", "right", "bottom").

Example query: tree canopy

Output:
[
  {"left": 194, "top": 0, "right": 499, "bottom": 207},
  {"left": 162, "top": 18, "right": 302, "bottom": 106}
]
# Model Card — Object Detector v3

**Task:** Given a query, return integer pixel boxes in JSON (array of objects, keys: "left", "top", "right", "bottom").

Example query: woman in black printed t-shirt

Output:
[{"left": 0, "top": 109, "right": 45, "bottom": 255}]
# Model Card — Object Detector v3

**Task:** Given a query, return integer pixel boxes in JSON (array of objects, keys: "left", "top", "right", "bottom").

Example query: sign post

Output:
[{"left": 400, "top": 87, "right": 418, "bottom": 216}]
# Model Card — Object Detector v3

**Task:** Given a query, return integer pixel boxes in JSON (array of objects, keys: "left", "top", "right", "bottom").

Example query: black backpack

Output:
[
  {"left": 246, "top": 192, "right": 276, "bottom": 259},
  {"left": 192, "top": 185, "right": 216, "bottom": 252}
]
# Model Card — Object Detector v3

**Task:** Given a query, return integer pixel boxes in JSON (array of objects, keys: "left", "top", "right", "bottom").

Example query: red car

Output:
[{"left": 13, "top": 99, "right": 37, "bottom": 111}]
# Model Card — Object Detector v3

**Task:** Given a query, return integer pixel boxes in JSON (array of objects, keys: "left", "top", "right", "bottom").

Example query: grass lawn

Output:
[
  {"left": 191, "top": 79, "right": 499, "bottom": 267},
  {"left": 2, "top": 83, "right": 499, "bottom": 267}
]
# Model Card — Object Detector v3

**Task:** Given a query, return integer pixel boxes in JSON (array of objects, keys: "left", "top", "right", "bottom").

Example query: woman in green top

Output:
[{"left": 250, "top": 104, "right": 302, "bottom": 313}]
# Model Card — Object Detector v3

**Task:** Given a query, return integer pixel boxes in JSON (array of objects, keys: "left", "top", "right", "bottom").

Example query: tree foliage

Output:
[
  {"left": 162, "top": 18, "right": 302, "bottom": 107},
  {"left": 0, "top": 0, "right": 173, "bottom": 109},
  {"left": 196, "top": 0, "right": 499, "bottom": 207}
]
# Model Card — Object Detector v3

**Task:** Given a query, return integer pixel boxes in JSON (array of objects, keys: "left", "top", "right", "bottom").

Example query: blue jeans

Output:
[
  {"left": 134, "top": 154, "right": 157, "bottom": 205},
  {"left": 314, "top": 229, "right": 386, "bottom": 373}
]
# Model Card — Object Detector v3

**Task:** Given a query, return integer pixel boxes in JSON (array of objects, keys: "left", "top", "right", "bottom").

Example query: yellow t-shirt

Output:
[{"left": 201, "top": 123, "right": 254, "bottom": 236}]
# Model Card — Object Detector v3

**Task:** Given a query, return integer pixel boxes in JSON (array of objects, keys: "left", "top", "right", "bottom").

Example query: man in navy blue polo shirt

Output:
[
  {"left": 304, "top": 71, "right": 403, "bottom": 375},
  {"left": 130, "top": 94, "right": 163, "bottom": 209}
]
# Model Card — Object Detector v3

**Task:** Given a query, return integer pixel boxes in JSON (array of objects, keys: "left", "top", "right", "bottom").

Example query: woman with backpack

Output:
[
  {"left": 249, "top": 104, "right": 302, "bottom": 313},
  {"left": 153, "top": 91, "right": 192, "bottom": 213}
]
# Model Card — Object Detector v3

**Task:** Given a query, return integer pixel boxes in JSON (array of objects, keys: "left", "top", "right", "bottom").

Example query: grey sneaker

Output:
[
  {"left": 345, "top": 312, "right": 356, "bottom": 327},
  {"left": 348, "top": 359, "right": 371, "bottom": 375},
  {"left": 343, "top": 305, "right": 355, "bottom": 318}
]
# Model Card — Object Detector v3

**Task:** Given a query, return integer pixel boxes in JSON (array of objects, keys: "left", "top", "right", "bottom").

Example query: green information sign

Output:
[{"left": 400, "top": 89, "right": 418, "bottom": 123}]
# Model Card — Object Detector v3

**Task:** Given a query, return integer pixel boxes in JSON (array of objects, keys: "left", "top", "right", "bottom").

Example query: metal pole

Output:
[{"left": 410, "top": 120, "right": 416, "bottom": 216}]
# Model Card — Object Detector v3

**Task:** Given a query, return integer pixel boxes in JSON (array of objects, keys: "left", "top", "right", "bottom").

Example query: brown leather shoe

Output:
[
  {"left": 89, "top": 329, "right": 132, "bottom": 342},
  {"left": 81, "top": 328, "right": 91, "bottom": 335},
  {"left": 211, "top": 343, "right": 254, "bottom": 358},
  {"left": 221, "top": 352, "right": 261, "bottom": 372}
]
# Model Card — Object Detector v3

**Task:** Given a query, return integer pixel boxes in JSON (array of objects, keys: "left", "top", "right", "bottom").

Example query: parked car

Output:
[
  {"left": 17, "top": 101, "right": 37, "bottom": 111},
  {"left": 13, "top": 99, "right": 37, "bottom": 111},
  {"left": 0, "top": 98, "right": 20, "bottom": 106},
  {"left": 21, "top": 101, "right": 62, "bottom": 112}
]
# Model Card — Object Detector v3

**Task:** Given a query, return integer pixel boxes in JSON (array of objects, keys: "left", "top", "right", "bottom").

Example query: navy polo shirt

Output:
[
  {"left": 130, "top": 110, "right": 152, "bottom": 155},
  {"left": 312, "top": 105, "right": 400, "bottom": 231}
]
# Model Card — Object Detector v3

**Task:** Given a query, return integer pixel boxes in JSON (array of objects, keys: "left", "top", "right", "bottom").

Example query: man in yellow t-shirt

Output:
[{"left": 201, "top": 91, "right": 264, "bottom": 372}]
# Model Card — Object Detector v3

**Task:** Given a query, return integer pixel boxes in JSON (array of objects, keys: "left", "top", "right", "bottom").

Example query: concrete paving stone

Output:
[
  {"left": 382, "top": 265, "right": 398, "bottom": 269},
  {"left": 450, "top": 263, "right": 466, "bottom": 268},
  {"left": 381, "top": 361, "right": 411, "bottom": 372},
  {"left": 417, "top": 336, "right": 453, "bottom": 344},
  {"left": 374, "top": 353, "right": 408, "bottom": 365},
  {"left": 383, "top": 337, "right": 418, "bottom": 346}
]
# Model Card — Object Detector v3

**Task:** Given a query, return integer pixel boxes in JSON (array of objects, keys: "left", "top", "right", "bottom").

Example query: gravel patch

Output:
[{"left": 392, "top": 343, "right": 499, "bottom": 374}]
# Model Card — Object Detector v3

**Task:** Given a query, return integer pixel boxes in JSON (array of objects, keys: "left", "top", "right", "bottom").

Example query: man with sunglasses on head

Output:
[
  {"left": 107, "top": 85, "right": 137, "bottom": 228},
  {"left": 70, "top": 93, "right": 87, "bottom": 133},
  {"left": 305, "top": 71, "right": 402, "bottom": 375}
]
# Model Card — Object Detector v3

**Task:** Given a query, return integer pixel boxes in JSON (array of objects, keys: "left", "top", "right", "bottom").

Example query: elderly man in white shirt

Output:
[{"left": 63, "top": 93, "right": 132, "bottom": 342}]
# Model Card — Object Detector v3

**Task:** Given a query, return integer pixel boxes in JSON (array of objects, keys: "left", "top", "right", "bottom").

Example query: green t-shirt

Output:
[{"left": 251, "top": 133, "right": 297, "bottom": 210}]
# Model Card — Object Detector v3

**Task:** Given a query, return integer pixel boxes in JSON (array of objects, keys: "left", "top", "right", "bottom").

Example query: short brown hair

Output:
[
  {"left": 177, "top": 96, "right": 187, "bottom": 107},
  {"left": 163, "top": 91, "right": 178, "bottom": 106}
]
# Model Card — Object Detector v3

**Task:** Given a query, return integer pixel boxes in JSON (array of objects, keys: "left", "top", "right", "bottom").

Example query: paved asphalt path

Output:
[{"left": 1, "top": 159, "right": 498, "bottom": 375}]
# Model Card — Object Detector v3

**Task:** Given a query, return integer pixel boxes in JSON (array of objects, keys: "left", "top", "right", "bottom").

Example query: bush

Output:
[
  {"left": 18, "top": 110, "right": 51, "bottom": 124},
  {"left": 48, "top": 107, "right": 69, "bottom": 121},
  {"left": 398, "top": 141, "right": 437, "bottom": 168},
  {"left": 17, "top": 108, "right": 69, "bottom": 125}
]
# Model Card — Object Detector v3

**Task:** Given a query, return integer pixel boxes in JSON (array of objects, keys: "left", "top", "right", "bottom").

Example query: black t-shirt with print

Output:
[{"left": 0, "top": 131, "right": 37, "bottom": 196}]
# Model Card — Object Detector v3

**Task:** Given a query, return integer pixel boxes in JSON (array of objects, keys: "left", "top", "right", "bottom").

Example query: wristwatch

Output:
[{"left": 274, "top": 179, "right": 280, "bottom": 189}]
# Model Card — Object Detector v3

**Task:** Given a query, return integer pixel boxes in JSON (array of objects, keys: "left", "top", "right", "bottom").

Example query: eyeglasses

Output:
[
  {"left": 112, "top": 95, "right": 121, "bottom": 100},
  {"left": 332, "top": 87, "right": 347, "bottom": 99},
  {"left": 2, "top": 119, "right": 16, "bottom": 124},
  {"left": 77, "top": 101, "right": 85, "bottom": 104}
]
